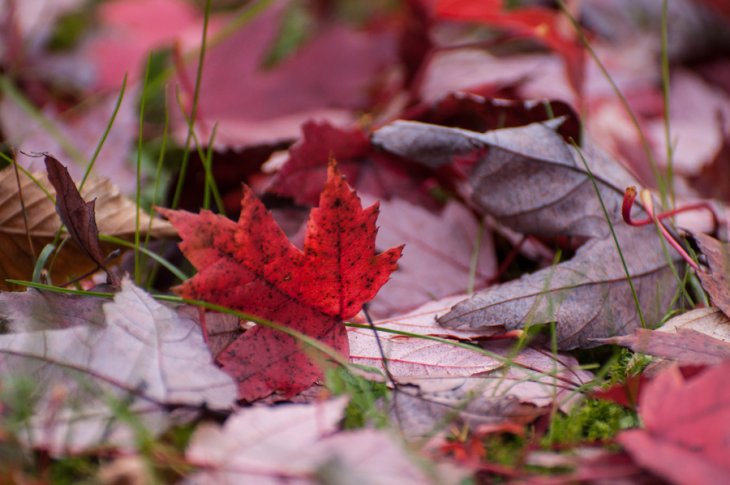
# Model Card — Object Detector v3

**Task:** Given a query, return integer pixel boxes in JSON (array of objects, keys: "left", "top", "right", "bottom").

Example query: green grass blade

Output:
[
  {"left": 170, "top": 0, "right": 212, "bottom": 210},
  {"left": 80, "top": 74, "right": 128, "bottom": 190}
]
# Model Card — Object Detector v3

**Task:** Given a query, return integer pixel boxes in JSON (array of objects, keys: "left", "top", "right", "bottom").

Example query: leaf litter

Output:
[{"left": 2, "top": 0, "right": 730, "bottom": 482}]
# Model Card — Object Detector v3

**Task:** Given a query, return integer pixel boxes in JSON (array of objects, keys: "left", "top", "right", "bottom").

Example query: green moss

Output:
[
  {"left": 483, "top": 432, "right": 527, "bottom": 467},
  {"left": 325, "top": 367, "right": 389, "bottom": 429},
  {"left": 50, "top": 456, "right": 98, "bottom": 485},
  {"left": 542, "top": 398, "right": 634, "bottom": 448}
]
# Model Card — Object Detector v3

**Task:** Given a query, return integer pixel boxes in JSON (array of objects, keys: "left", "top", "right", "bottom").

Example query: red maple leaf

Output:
[
  {"left": 435, "top": 0, "right": 585, "bottom": 96},
  {"left": 157, "top": 162, "right": 403, "bottom": 401},
  {"left": 618, "top": 362, "right": 730, "bottom": 483}
]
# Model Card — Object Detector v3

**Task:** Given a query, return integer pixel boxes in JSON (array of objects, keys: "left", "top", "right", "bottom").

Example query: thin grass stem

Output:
[
  {"left": 80, "top": 75, "right": 128, "bottom": 190},
  {"left": 572, "top": 142, "right": 647, "bottom": 328},
  {"left": 170, "top": 0, "right": 212, "bottom": 210},
  {"left": 135, "top": 57, "right": 153, "bottom": 284}
]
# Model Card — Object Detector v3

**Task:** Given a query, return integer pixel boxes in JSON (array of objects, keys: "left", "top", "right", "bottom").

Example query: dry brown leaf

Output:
[
  {"left": 0, "top": 164, "right": 174, "bottom": 290},
  {"left": 440, "top": 223, "right": 678, "bottom": 349},
  {"left": 373, "top": 120, "right": 643, "bottom": 239},
  {"left": 693, "top": 232, "right": 730, "bottom": 318},
  {"left": 373, "top": 120, "right": 681, "bottom": 348},
  {"left": 660, "top": 307, "right": 730, "bottom": 341}
]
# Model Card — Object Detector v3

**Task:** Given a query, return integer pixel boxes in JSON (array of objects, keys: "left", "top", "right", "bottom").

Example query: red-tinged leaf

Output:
[
  {"left": 410, "top": 92, "right": 581, "bottom": 143},
  {"left": 618, "top": 362, "right": 730, "bottom": 484},
  {"left": 435, "top": 0, "right": 585, "bottom": 94},
  {"left": 87, "top": 0, "right": 205, "bottom": 89},
  {"left": 269, "top": 121, "right": 371, "bottom": 205},
  {"left": 174, "top": 5, "right": 398, "bottom": 148},
  {"left": 362, "top": 198, "right": 496, "bottom": 317},
  {"left": 693, "top": 232, "right": 730, "bottom": 318},
  {"left": 609, "top": 328, "right": 730, "bottom": 366},
  {"left": 592, "top": 374, "right": 646, "bottom": 409},
  {"left": 370, "top": 294, "right": 486, "bottom": 340},
  {"left": 269, "top": 120, "right": 436, "bottom": 208},
  {"left": 645, "top": 71, "right": 730, "bottom": 177},
  {"left": 349, "top": 305, "right": 592, "bottom": 438},
  {"left": 600, "top": 308, "right": 730, "bottom": 374},
  {"left": 158, "top": 162, "right": 402, "bottom": 400}
]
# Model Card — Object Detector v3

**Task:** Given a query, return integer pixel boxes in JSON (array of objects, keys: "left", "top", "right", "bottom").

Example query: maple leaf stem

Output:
[
  {"left": 622, "top": 187, "right": 700, "bottom": 271},
  {"left": 622, "top": 187, "right": 719, "bottom": 232}
]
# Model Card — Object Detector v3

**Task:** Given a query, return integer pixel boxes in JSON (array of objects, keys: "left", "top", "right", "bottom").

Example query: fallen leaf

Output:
[
  {"left": 0, "top": 286, "right": 107, "bottom": 332},
  {"left": 435, "top": 0, "right": 585, "bottom": 94},
  {"left": 85, "top": 0, "right": 205, "bottom": 89},
  {"left": 373, "top": 120, "right": 642, "bottom": 239},
  {"left": 373, "top": 119, "right": 680, "bottom": 348},
  {"left": 607, "top": 328, "right": 730, "bottom": 366},
  {"left": 176, "top": 305, "right": 242, "bottom": 359},
  {"left": 349, "top": 316, "right": 591, "bottom": 437},
  {"left": 371, "top": 294, "right": 486, "bottom": 340},
  {"left": 410, "top": 92, "right": 581, "bottom": 143},
  {"left": 391, "top": 380, "right": 540, "bottom": 441},
  {"left": 592, "top": 373, "right": 646, "bottom": 409},
  {"left": 186, "top": 398, "right": 460, "bottom": 484},
  {"left": 0, "top": 278, "right": 237, "bottom": 454},
  {"left": 268, "top": 121, "right": 372, "bottom": 206},
  {"left": 44, "top": 156, "right": 116, "bottom": 284},
  {"left": 660, "top": 306, "right": 730, "bottom": 341},
  {"left": 603, "top": 308, "right": 730, "bottom": 366},
  {"left": 440, "top": 223, "right": 679, "bottom": 349},
  {"left": 645, "top": 71, "right": 730, "bottom": 175},
  {"left": 416, "top": 49, "right": 565, "bottom": 106},
  {"left": 348, "top": 327, "right": 504, "bottom": 378},
  {"left": 688, "top": 127, "right": 730, "bottom": 203},
  {"left": 618, "top": 362, "right": 730, "bottom": 484},
  {"left": 0, "top": 164, "right": 174, "bottom": 290},
  {"left": 175, "top": 3, "right": 398, "bottom": 148},
  {"left": 363, "top": 197, "right": 496, "bottom": 318},
  {"left": 693, "top": 232, "right": 730, "bottom": 318},
  {"left": 158, "top": 162, "right": 403, "bottom": 400},
  {"left": 269, "top": 120, "right": 436, "bottom": 208},
  {"left": 389, "top": 355, "right": 590, "bottom": 439},
  {"left": 0, "top": 87, "right": 140, "bottom": 195}
]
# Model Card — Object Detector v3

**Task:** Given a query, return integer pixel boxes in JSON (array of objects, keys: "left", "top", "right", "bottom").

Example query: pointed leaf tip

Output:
[{"left": 160, "top": 159, "right": 402, "bottom": 400}]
